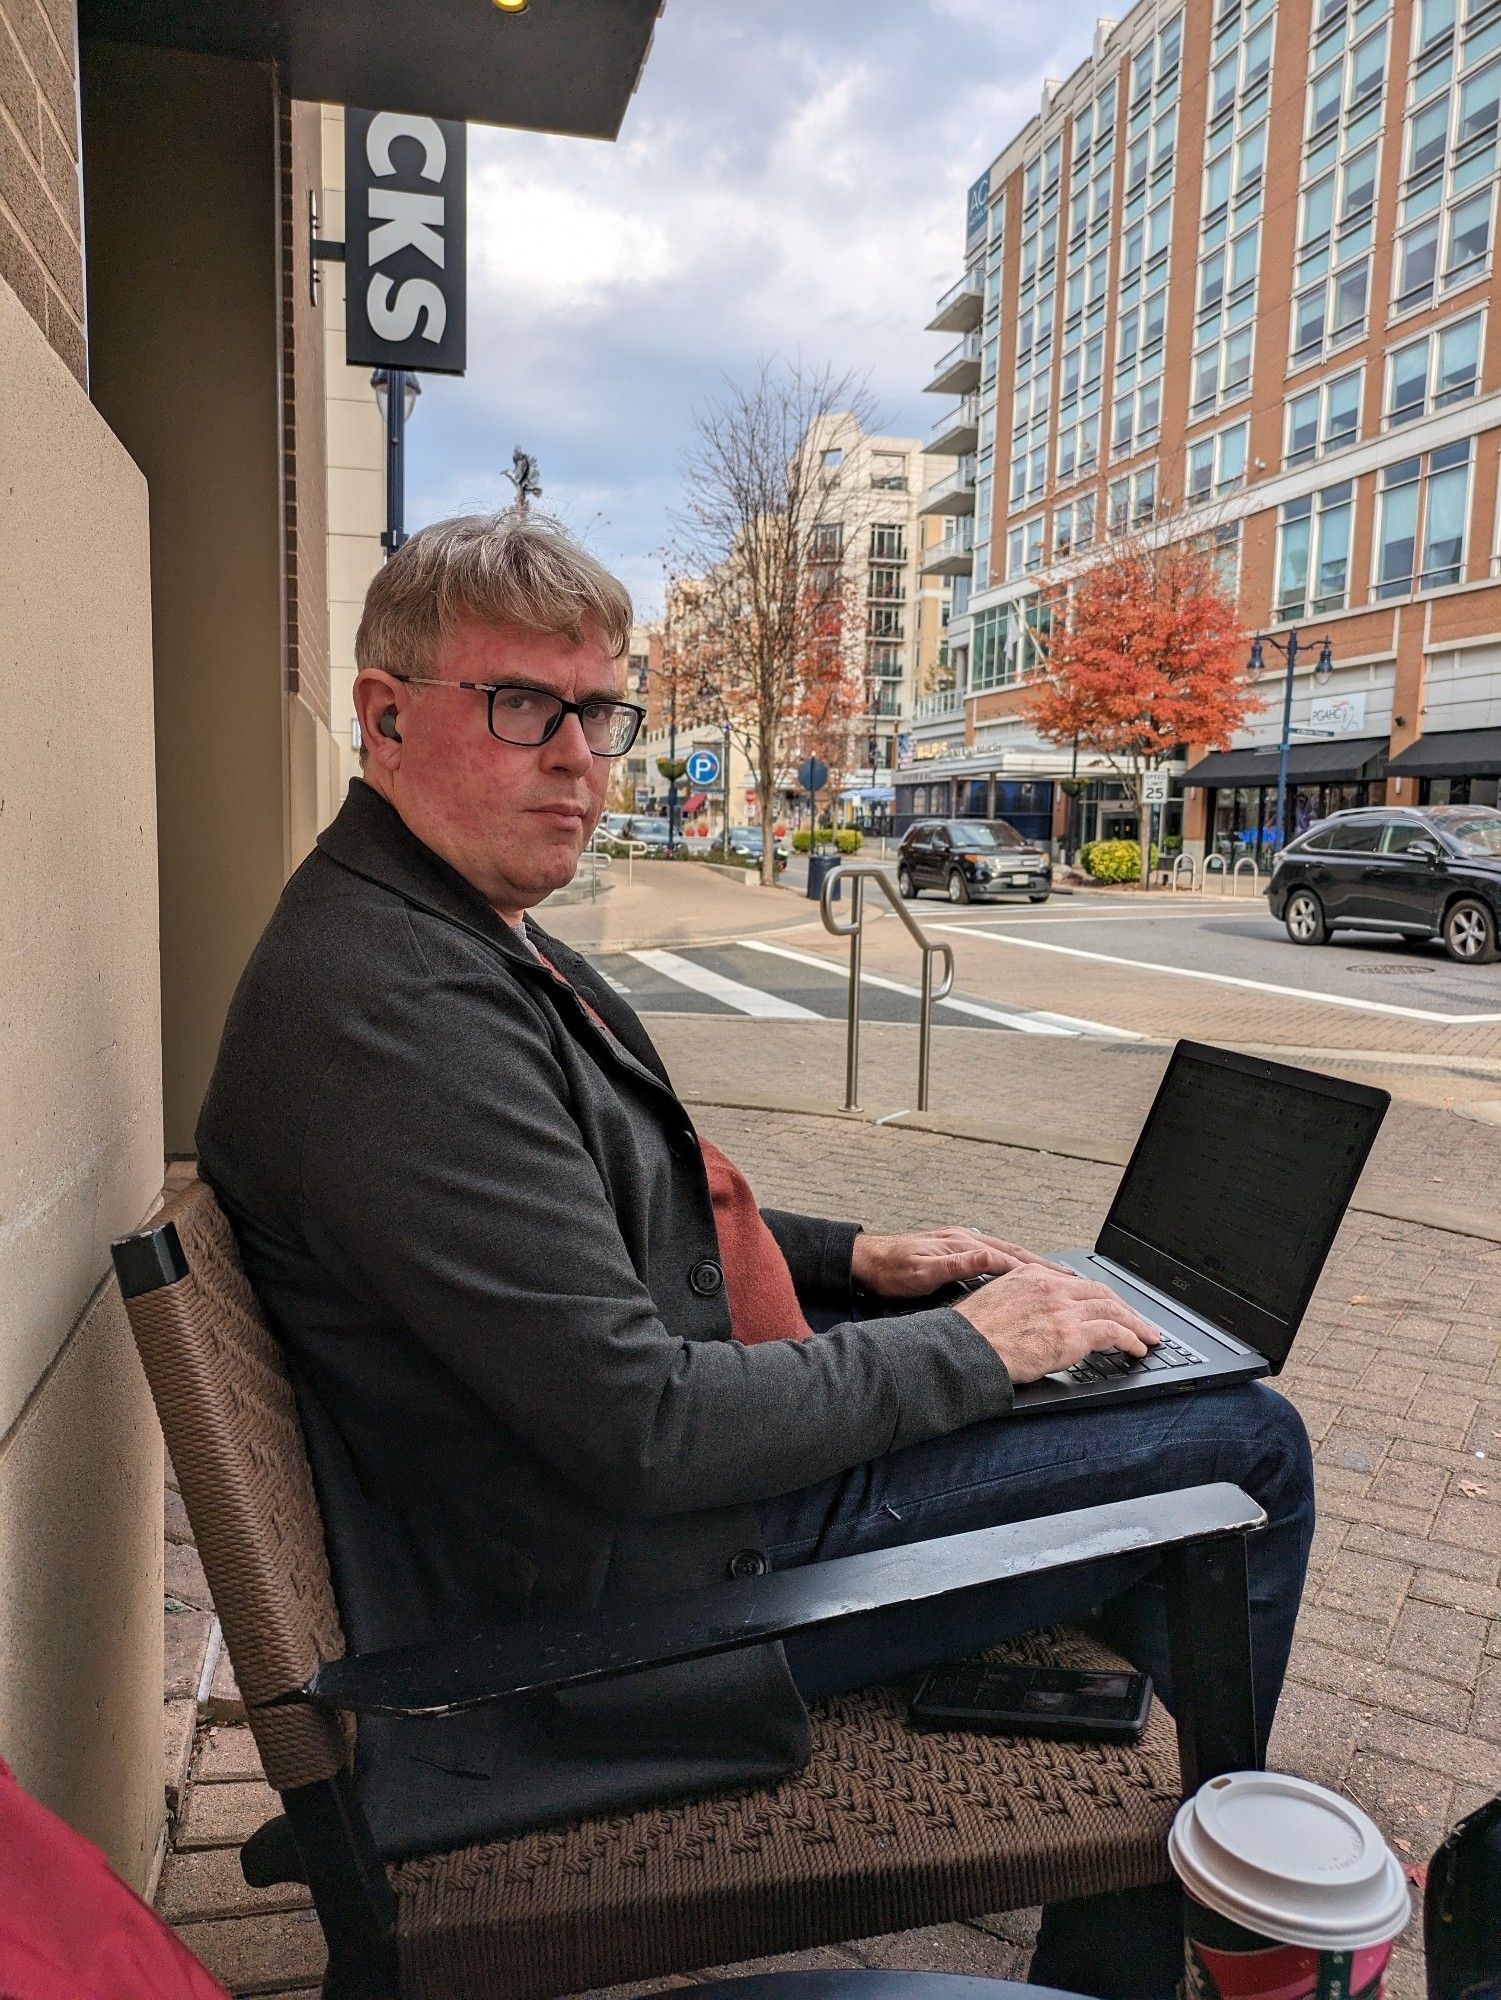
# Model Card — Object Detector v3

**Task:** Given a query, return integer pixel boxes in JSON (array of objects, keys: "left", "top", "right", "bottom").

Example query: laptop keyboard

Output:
[{"left": 1064, "top": 1329, "right": 1201, "bottom": 1384}]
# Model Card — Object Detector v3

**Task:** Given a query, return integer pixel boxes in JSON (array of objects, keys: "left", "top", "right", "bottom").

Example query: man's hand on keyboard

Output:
[
  {"left": 953, "top": 1265, "right": 1162, "bottom": 1385},
  {"left": 851, "top": 1225, "right": 1067, "bottom": 1300}
]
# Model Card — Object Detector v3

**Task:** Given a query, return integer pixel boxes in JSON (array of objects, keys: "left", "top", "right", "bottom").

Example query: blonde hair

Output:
[{"left": 355, "top": 512, "right": 633, "bottom": 689}]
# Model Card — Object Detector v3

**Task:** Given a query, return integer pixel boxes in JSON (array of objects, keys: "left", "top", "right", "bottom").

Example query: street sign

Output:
[
  {"left": 345, "top": 109, "right": 467, "bottom": 375},
  {"left": 1141, "top": 770, "right": 1170, "bottom": 805},
  {"left": 685, "top": 747, "right": 721, "bottom": 787},
  {"left": 797, "top": 756, "right": 830, "bottom": 794}
]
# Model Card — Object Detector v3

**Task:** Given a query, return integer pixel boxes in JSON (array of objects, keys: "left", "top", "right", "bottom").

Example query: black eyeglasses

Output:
[{"left": 391, "top": 677, "right": 645, "bottom": 757}]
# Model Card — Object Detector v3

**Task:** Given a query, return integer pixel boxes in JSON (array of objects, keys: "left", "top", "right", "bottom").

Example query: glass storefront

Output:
[
  {"left": 1418, "top": 775, "right": 1500, "bottom": 807},
  {"left": 1208, "top": 779, "right": 1373, "bottom": 862},
  {"left": 895, "top": 775, "right": 1055, "bottom": 841}
]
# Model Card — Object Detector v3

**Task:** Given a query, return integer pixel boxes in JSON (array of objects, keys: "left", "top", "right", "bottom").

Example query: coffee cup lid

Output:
[{"left": 1170, "top": 1772, "right": 1411, "bottom": 1952}]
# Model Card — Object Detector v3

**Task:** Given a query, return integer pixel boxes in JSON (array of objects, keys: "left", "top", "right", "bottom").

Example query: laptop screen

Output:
[{"left": 1096, "top": 1043, "right": 1388, "bottom": 1364}]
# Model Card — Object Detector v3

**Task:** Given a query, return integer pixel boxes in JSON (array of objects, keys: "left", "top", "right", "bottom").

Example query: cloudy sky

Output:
[{"left": 407, "top": 0, "right": 1105, "bottom": 619}]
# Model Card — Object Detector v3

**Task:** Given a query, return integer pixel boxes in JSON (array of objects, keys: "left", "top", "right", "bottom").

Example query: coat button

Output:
[
  {"left": 729, "top": 1550, "right": 769, "bottom": 1580},
  {"left": 671, "top": 1128, "right": 698, "bottom": 1158},
  {"left": 689, "top": 1258, "right": 724, "bottom": 1296}
]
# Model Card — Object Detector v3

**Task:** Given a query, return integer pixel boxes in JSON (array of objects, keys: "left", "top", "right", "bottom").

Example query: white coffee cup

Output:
[{"left": 1170, "top": 1771, "right": 1411, "bottom": 2000}]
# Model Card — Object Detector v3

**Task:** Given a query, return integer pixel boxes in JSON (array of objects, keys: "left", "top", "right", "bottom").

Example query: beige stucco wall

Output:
[
  {"left": 0, "top": 277, "right": 165, "bottom": 1889},
  {"left": 83, "top": 46, "right": 291, "bottom": 1154}
]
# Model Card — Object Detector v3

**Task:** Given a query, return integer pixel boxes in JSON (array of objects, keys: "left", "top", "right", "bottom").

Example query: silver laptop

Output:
[{"left": 1009, "top": 1041, "right": 1389, "bottom": 1416}]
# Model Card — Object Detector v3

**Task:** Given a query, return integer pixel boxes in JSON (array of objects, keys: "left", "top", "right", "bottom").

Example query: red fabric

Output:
[
  {"left": 697, "top": 1136, "right": 813, "bottom": 1346},
  {"left": 532, "top": 949, "right": 811, "bottom": 1347},
  {"left": 0, "top": 1758, "right": 231, "bottom": 2000}
]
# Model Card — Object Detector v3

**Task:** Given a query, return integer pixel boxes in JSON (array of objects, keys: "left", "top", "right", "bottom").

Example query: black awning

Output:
[
  {"left": 79, "top": 0, "right": 663, "bottom": 139},
  {"left": 1183, "top": 737, "right": 1388, "bottom": 789},
  {"left": 1387, "top": 727, "right": 1501, "bottom": 778}
]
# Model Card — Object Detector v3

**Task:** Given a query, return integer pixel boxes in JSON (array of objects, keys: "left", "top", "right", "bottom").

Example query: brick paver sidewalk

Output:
[{"left": 153, "top": 1101, "right": 1501, "bottom": 1999}]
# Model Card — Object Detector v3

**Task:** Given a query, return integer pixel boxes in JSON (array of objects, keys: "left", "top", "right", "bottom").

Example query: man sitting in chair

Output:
[{"left": 196, "top": 513, "right": 1313, "bottom": 2000}]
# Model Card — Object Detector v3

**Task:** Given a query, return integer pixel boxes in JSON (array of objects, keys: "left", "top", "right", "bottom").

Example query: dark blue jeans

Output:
[{"left": 758, "top": 1338, "right": 1315, "bottom": 2000}]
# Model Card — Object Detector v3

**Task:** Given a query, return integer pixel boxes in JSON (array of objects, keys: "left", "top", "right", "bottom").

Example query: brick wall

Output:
[{"left": 0, "top": 0, "right": 83, "bottom": 382}]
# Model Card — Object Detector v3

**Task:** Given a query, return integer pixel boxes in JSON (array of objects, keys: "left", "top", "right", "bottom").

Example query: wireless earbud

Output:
[{"left": 379, "top": 709, "right": 402, "bottom": 742}]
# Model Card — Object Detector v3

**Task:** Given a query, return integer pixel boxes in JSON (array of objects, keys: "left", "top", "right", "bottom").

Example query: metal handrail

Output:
[
  {"left": 1232, "top": 856, "right": 1259, "bottom": 898},
  {"left": 819, "top": 863, "right": 955, "bottom": 1113},
  {"left": 1171, "top": 853, "right": 1200, "bottom": 892}
]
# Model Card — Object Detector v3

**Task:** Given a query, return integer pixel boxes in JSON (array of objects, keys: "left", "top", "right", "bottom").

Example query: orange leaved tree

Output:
[{"left": 1027, "top": 531, "right": 1258, "bottom": 886}]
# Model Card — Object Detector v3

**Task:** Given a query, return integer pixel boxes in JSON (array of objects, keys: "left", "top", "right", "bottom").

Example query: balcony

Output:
[
  {"left": 924, "top": 330, "right": 982, "bottom": 396},
  {"left": 911, "top": 688, "right": 965, "bottom": 724},
  {"left": 929, "top": 396, "right": 979, "bottom": 456},
  {"left": 920, "top": 523, "right": 976, "bottom": 575},
  {"left": 917, "top": 459, "right": 977, "bottom": 517},
  {"left": 925, "top": 266, "right": 984, "bottom": 334}
]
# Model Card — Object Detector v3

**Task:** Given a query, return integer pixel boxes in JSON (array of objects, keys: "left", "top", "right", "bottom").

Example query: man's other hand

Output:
[
  {"left": 953, "top": 1264, "right": 1161, "bottom": 1384},
  {"left": 851, "top": 1226, "right": 1063, "bottom": 1300}
]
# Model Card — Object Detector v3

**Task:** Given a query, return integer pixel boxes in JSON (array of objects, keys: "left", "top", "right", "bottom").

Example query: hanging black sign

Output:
[{"left": 344, "top": 108, "right": 467, "bottom": 375}]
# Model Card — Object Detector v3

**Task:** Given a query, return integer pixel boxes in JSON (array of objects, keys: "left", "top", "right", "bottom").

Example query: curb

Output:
[{"left": 678, "top": 1086, "right": 1501, "bottom": 1248}]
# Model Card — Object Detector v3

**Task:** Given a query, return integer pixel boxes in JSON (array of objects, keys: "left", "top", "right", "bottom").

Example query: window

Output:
[
  {"left": 870, "top": 523, "right": 906, "bottom": 560},
  {"left": 1276, "top": 481, "right": 1354, "bottom": 618},
  {"left": 1284, "top": 367, "right": 1363, "bottom": 465},
  {"left": 1374, "top": 440, "right": 1472, "bottom": 596},
  {"left": 809, "top": 522, "right": 843, "bottom": 561},
  {"left": 1422, "top": 438, "right": 1471, "bottom": 584},
  {"left": 1394, "top": 18, "right": 1501, "bottom": 314},
  {"left": 1384, "top": 311, "right": 1483, "bottom": 422},
  {"left": 1186, "top": 419, "right": 1250, "bottom": 500}
]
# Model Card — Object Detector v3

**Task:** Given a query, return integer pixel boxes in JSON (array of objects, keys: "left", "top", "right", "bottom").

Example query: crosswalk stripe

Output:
[
  {"left": 735, "top": 938, "right": 1087, "bottom": 1036},
  {"left": 628, "top": 949, "right": 822, "bottom": 1019}
]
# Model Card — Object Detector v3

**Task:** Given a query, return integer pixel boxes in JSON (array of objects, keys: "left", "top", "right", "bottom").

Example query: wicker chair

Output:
[{"left": 113, "top": 1182, "right": 1263, "bottom": 2000}]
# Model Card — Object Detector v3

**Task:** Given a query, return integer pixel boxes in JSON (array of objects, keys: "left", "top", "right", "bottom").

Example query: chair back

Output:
[{"left": 115, "top": 1179, "right": 352, "bottom": 1792}]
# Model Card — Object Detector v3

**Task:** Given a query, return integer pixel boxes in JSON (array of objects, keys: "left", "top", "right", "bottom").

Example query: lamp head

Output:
[
  {"left": 1248, "top": 636, "right": 1265, "bottom": 676},
  {"left": 1315, "top": 639, "right": 1334, "bottom": 684}
]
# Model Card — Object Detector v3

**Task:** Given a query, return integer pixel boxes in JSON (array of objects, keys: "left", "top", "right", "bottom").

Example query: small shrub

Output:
[
  {"left": 1084, "top": 839, "right": 1142, "bottom": 882},
  {"left": 1078, "top": 840, "right": 1097, "bottom": 872},
  {"left": 833, "top": 828, "right": 863, "bottom": 855},
  {"left": 1083, "top": 839, "right": 1161, "bottom": 881}
]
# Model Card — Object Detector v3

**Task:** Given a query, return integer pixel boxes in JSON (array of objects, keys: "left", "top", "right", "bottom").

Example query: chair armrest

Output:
[{"left": 291, "top": 1481, "right": 1263, "bottom": 1721}]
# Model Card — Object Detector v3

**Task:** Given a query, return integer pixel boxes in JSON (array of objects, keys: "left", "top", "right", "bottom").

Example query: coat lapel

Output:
[{"left": 316, "top": 782, "right": 678, "bottom": 1098}]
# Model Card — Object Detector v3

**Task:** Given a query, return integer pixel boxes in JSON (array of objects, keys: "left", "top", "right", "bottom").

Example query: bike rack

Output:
[
  {"left": 584, "top": 834, "right": 647, "bottom": 894},
  {"left": 1170, "top": 853, "right": 1200, "bottom": 892},
  {"left": 1231, "top": 856, "right": 1260, "bottom": 898},
  {"left": 820, "top": 863, "right": 955, "bottom": 1113}
]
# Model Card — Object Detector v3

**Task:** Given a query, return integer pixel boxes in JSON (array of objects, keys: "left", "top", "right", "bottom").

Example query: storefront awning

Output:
[
  {"left": 1387, "top": 727, "right": 1501, "bottom": 778},
  {"left": 840, "top": 785, "right": 896, "bottom": 803},
  {"left": 79, "top": 0, "right": 664, "bottom": 137},
  {"left": 1183, "top": 737, "right": 1388, "bottom": 788}
]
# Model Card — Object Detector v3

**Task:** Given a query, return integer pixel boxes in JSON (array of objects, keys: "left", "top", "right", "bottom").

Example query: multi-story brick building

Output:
[{"left": 909, "top": 0, "right": 1501, "bottom": 860}]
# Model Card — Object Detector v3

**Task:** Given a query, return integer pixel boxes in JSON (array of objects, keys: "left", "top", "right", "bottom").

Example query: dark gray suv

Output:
[
  {"left": 1266, "top": 805, "right": 1501, "bottom": 962},
  {"left": 896, "top": 819, "right": 1052, "bottom": 904}
]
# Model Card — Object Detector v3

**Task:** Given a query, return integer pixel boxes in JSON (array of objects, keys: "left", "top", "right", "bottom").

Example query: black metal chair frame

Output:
[{"left": 116, "top": 1222, "right": 1266, "bottom": 2000}]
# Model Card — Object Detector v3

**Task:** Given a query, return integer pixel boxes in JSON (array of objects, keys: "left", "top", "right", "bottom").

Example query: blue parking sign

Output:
[{"left": 685, "top": 747, "right": 721, "bottom": 787}]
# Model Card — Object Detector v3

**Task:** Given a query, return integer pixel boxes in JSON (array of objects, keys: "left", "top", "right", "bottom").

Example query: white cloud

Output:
[{"left": 408, "top": 0, "right": 1104, "bottom": 618}]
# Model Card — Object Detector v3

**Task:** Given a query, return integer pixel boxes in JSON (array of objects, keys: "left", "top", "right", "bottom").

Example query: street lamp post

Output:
[
  {"left": 371, "top": 369, "right": 421, "bottom": 557},
  {"left": 1247, "top": 628, "right": 1334, "bottom": 859}
]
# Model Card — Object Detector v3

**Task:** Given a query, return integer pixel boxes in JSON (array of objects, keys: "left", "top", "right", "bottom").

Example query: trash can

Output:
[{"left": 806, "top": 853, "right": 841, "bottom": 902}]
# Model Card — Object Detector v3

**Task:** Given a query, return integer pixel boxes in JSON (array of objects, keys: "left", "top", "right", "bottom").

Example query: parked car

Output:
[
  {"left": 725, "top": 825, "right": 788, "bottom": 872},
  {"left": 1266, "top": 804, "right": 1501, "bottom": 963},
  {"left": 602, "top": 812, "right": 633, "bottom": 837},
  {"left": 895, "top": 819, "right": 1052, "bottom": 904},
  {"left": 621, "top": 815, "right": 673, "bottom": 848}
]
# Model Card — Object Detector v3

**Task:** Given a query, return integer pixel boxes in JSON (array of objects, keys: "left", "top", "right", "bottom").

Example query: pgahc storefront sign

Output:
[{"left": 345, "top": 109, "right": 467, "bottom": 375}]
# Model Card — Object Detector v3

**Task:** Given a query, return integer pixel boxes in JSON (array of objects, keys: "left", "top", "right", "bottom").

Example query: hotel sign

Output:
[
  {"left": 965, "top": 169, "right": 991, "bottom": 247},
  {"left": 345, "top": 108, "right": 467, "bottom": 375}
]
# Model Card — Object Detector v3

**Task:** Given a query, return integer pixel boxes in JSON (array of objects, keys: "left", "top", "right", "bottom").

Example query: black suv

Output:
[
  {"left": 1266, "top": 804, "right": 1501, "bottom": 962},
  {"left": 896, "top": 819, "right": 1052, "bottom": 904}
]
